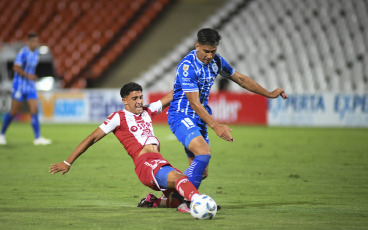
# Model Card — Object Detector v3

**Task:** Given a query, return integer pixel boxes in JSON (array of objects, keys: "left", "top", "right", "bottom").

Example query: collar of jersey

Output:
[{"left": 124, "top": 109, "right": 142, "bottom": 117}]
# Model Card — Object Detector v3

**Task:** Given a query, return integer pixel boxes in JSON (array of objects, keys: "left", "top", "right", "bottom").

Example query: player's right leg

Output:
[
  {"left": 162, "top": 167, "right": 201, "bottom": 213},
  {"left": 0, "top": 99, "right": 22, "bottom": 145},
  {"left": 27, "top": 94, "right": 51, "bottom": 145},
  {"left": 184, "top": 136, "right": 211, "bottom": 189},
  {"left": 169, "top": 115, "right": 211, "bottom": 189}
]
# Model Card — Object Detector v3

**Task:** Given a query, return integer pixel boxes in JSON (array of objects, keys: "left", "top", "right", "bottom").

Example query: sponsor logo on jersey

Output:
[
  {"left": 103, "top": 113, "right": 115, "bottom": 125},
  {"left": 212, "top": 63, "right": 218, "bottom": 72},
  {"left": 142, "top": 129, "right": 152, "bottom": 136},
  {"left": 130, "top": 126, "right": 138, "bottom": 132}
]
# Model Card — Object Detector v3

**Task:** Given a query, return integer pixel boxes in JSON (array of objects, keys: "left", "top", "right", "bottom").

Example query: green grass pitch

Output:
[{"left": 0, "top": 123, "right": 367, "bottom": 229}]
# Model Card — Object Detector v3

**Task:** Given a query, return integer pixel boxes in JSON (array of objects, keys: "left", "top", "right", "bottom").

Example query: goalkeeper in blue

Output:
[{"left": 0, "top": 33, "right": 51, "bottom": 145}]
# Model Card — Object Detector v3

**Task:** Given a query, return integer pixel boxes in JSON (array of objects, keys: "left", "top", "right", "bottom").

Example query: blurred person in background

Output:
[{"left": 0, "top": 33, "right": 51, "bottom": 145}]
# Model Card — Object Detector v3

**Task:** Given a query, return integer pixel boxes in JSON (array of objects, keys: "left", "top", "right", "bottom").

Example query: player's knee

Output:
[
  {"left": 30, "top": 108, "right": 38, "bottom": 114},
  {"left": 196, "top": 148, "right": 211, "bottom": 156},
  {"left": 10, "top": 106, "right": 20, "bottom": 115},
  {"left": 204, "top": 145, "right": 211, "bottom": 154},
  {"left": 200, "top": 147, "right": 211, "bottom": 155},
  {"left": 30, "top": 111, "right": 38, "bottom": 116},
  {"left": 166, "top": 170, "right": 184, "bottom": 188},
  {"left": 188, "top": 137, "right": 211, "bottom": 155},
  {"left": 9, "top": 111, "right": 18, "bottom": 116}
]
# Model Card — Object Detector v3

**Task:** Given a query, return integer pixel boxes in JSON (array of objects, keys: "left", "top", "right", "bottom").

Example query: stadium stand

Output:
[
  {"left": 135, "top": 0, "right": 368, "bottom": 93},
  {"left": 1, "top": 0, "right": 367, "bottom": 92},
  {"left": 0, "top": 0, "right": 171, "bottom": 88}
]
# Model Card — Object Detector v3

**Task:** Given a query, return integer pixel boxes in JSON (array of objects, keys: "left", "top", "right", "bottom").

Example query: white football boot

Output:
[
  {"left": 34, "top": 136, "right": 52, "bottom": 145},
  {"left": 0, "top": 135, "right": 6, "bottom": 145}
]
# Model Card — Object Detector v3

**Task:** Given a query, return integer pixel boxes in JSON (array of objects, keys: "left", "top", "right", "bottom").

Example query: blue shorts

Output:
[
  {"left": 168, "top": 113, "right": 209, "bottom": 158},
  {"left": 155, "top": 166, "right": 176, "bottom": 189},
  {"left": 12, "top": 78, "right": 38, "bottom": 102}
]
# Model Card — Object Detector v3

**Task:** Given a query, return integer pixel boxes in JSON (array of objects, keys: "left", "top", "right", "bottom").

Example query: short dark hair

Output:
[
  {"left": 197, "top": 28, "right": 221, "bottom": 46},
  {"left": 120, "top": 82, "right": 143, "bottom": 98},
  {"left": 28, "top": 33, "right": 38, "bottom": 39}
]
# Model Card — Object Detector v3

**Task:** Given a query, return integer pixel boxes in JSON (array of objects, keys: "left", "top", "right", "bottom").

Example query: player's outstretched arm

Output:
[
  {"left": 229, "top": 71, "right": 288, "bottom": 99},
  {"left": 160, "top": 90, "right": 173, "bottom": 110},
  {"left": 185, "top": 91, "right": 233, "bottom": 142},
  {"left": 49, "top": 127, "right": 106, "bottom": 175}
]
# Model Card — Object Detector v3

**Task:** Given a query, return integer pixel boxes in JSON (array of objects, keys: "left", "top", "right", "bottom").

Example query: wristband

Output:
[{"left": 63, "top": 160, "right": 71, "bottom": 167}]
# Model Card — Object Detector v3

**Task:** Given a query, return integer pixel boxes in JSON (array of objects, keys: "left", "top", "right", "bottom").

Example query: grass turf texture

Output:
[{"left": 0, "top": 123, "right": 367, "bottom": 229}]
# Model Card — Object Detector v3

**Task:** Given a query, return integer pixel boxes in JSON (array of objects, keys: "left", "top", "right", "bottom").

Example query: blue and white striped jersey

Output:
[
  {"left": 168, "top": 50, "right": 235, "bottom": 119},
  {"left": 12, "top": 46, "right": 39, "bottom": 89}
]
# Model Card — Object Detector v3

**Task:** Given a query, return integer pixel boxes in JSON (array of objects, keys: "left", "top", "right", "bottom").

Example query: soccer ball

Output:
[{"left": 190, "top": 194, "right": 217, "bottom": 220}]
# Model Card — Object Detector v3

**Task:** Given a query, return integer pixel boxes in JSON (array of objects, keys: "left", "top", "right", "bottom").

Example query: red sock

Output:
[{"left": 175, "top": 176, "right": 199, "bottom": 201}]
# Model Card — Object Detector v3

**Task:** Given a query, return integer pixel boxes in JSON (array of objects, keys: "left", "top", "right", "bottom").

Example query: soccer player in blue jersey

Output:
[
  {"left": 0, "top": 33, "right": 51, "bottom": 145},
  {"left": 139, "top": 28, "right": 288, "bottom": 210},
  {"left": 168, "top": 28, "right": 288, "bottom": 191}
]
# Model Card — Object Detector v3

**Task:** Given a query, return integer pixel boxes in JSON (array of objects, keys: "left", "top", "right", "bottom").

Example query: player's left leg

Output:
[
  {"left": 165, "top": 168, "right": 200, "bottom": 213},
  {"left": 185, "top": 156, "right": 209, "bottom": 180},
  {"left": 27, "top": 99, "right": 51, "bottom": 145},
  {"left": 184, "top": 135, "right": 211, "bottom": 189},
  {"left": 28, "top": 99, "right": 40, "bottom": 138}
]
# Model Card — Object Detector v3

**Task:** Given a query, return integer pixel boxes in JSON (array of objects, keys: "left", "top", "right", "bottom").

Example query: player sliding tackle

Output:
[{"left": 49, "top": 82, "right": 207, "bottom": 213}]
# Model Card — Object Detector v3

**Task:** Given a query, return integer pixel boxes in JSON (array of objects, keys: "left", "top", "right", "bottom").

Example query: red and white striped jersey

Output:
[{"left": 99, "top": 100, "right": 163, "bottom": 160}]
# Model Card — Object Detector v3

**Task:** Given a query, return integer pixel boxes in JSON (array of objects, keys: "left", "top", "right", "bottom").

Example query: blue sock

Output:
[
  {"left": 1, "top": 113, "right": 14, "bottom": 135},
  {"left": 185, "top": 154, "right": 211, "bottom": 189},
  {"left": 31, "top": 114, "right": 40, "bottom": 138}
]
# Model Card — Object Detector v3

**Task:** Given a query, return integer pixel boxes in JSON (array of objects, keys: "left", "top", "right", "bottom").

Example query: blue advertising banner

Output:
[
  {"left": 37, "top": 89, "right": 144, "bottom": 123},
  {"left": 88, "top": 90, "right": 124, "bottom": 122},
  {"left": 39, "top": 91, "right": 88, "bottom": 122},
  {"left": 268, "top": 93, "right": 368, "bottom": 127}
]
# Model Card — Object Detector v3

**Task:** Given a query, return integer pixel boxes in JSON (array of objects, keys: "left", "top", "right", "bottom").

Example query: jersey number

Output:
[{"left": 181, "top": 118, "right": 195, "bottom": 129}]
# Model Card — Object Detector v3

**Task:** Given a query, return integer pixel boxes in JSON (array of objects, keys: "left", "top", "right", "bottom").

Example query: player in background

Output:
[
  {"left": 49, "top": 82, "right": 205, "bottom": 213},
  {"left": 0, "top": 33, "right": 51, "bottom": 145},
  {"left": 166, "top": 28, "right": 288, "bottom": 199}
]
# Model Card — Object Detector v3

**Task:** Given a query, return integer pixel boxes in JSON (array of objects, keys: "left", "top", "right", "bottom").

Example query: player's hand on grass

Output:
[
  {"left": 49, "top": 162, "right": 70, "bottom": 175},
  {"left": 213, "top": 124, "right": 233, "bottom": 142}
]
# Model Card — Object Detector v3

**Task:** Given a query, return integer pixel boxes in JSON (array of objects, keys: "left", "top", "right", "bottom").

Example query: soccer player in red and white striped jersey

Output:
[{"left": 49, "top": 82, "right": 203, "bottom": 212}]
